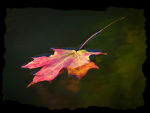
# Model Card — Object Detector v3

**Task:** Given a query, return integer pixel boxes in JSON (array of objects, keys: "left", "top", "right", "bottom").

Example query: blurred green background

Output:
[{"left": 3, "top": 7, "right": 146, "bottom": 109}]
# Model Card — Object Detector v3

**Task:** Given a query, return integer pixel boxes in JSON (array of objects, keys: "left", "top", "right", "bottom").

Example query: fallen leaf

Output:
[{"left": 21, "top": 48, "right": 106, "bottom": 87}]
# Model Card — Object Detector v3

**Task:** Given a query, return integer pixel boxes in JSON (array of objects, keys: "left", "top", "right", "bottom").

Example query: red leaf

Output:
[{"left": 22, "top": 48, "right": 107, "bottom": 87}]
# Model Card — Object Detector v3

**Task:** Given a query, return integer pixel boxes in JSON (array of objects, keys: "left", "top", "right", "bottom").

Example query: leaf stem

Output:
[{"left": 77, "top": 17, "right": 125, "bottom": 50}]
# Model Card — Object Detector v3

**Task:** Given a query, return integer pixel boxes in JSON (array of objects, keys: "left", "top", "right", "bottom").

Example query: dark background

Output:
[{"left": 1, "top": 4, "right": 148, "bottom": 112}]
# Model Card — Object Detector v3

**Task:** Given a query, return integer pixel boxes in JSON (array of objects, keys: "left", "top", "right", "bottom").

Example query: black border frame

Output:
[{"left": 0, "top": 1, "right": 149, "bottom": 112}]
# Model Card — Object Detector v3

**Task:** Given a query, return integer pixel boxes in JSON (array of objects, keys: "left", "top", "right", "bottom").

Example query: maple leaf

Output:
[
  {"left": 22, "top": 48, "right": 107, "bottom": 87},
  {"left": 21, "top": 17, "right": 125, "bottom": 87}
]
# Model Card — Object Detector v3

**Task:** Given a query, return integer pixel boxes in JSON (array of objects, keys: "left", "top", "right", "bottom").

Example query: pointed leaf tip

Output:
[
  {"left": 104, "top": 53, "right": 107, "bottom": 55},
  {"left": 26, "top": 82, "right": 35, "bottom": 88}
]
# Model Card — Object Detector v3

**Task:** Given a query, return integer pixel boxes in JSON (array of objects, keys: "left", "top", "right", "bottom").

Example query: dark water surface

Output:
[{"left": 3, "top": 7, "right": 146, "bottom": 109}]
